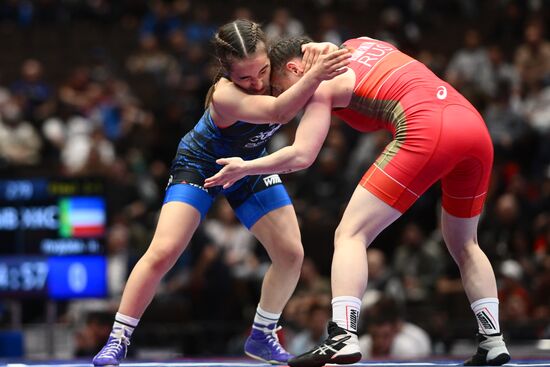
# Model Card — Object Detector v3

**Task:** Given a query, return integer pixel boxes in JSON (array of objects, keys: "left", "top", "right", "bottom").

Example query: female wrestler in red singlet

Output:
[{"left": 205, "top": 37, "right": 511, "bottom": 367}]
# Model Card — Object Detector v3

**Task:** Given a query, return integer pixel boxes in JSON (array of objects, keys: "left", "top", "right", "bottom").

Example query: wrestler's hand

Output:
[
  {"left": 204, "top": 157, "right": 248, "bottom": 189},
  {"left": 307, "top": 47, "right": 350, "bottom": 81},
  {"left": 302, "top": 42, "right": 341, "bottom": 73}
]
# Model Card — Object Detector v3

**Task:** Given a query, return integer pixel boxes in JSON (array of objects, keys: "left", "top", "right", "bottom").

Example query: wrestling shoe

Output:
[
  {"left": 92, "top": 327, "right": 131, "bottom": 366},
  {"left": 288, "top": 321, "right": 361, "bottom": 367},
  {"left": 464, "top": 333, "right": 511, "bottom": 366},
  {"left": 244, "top": 322, "right": 293, "bottom": 364}
]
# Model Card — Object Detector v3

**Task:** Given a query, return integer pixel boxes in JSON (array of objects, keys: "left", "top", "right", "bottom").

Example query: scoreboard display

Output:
[{"left": 0, "top": 178, "right": 108, "bottom": 299}]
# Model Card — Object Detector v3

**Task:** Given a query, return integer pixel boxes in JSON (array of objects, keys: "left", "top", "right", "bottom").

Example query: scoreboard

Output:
[{"left": 0, "top": 178, "right": 108, "bottom": 299}]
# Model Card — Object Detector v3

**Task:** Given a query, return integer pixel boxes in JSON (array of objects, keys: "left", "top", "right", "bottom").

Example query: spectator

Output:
[
  {"left": 287, "top": 301, "right": 331, "bottom": 355},
  {"left": 74, "top": 312, "right": 113, "bottom": 358},
  {"left": 515, "top": 19, "right": 550, "bottom": 91},
  {"left": 10, "top": 59, "right": 54, "bottom": 123},
  {"left": 139, "top": 0, "right": 183, "bottom": 43},
  {"left": 483, "top": 81, "right": 529, "bottom": 161},
  {"left": 184, "top": 5, "right": 216, "bottom": 45},
  {"left": 445, "top": 28, "right": 491, "bottom": 98},
  {"left": 364, "top": 248, "right": 404, "bottom": 305},
  {"left": 0, "top": 98, "right": 42, "bottom": 167},
  {"left": 315, "top": 12, "right": 344, "bottom": 45},
  {"left": 58, "top": 67, "right": 96, "bottom": 116},
  {"left": 264, "top": 8, "right": 304, "bottom": 42},
  {"left": 392, "top": 223, "right": 443, "bottom": 303},
  {"left": 359, "top": 297, "right": 431, "bottom": 359},
  {"left": 498, "top": 259, "right": 535, "bottom": 338},
  {"left": 60, "top": 117, "right": 114, "bottom": 176},
  {"left": 480, "top": 193, "right": 527, "bottom": 261},
  {"left": 126, "top": 34, "right": 180, "bottom": 85},
  {"left": 295, "top": 257, "right": 330, "bottom": 296},
  {"left": 203, "top": 199, "right": 265, "bottom": 281}
]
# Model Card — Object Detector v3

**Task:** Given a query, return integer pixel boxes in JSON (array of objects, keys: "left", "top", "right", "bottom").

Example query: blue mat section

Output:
[{"left": 3, "top": 360, "right": 550, "bottom": 367}]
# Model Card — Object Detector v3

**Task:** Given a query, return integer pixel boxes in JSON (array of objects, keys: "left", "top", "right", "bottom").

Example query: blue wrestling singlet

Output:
[{"left": 164, "top": 109, "right": 291, "bottom": 228}]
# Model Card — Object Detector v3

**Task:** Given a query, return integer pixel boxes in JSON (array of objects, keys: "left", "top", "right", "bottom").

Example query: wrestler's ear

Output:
[{"left": 286, "top": 61, "right": 304, "bottom": 75}]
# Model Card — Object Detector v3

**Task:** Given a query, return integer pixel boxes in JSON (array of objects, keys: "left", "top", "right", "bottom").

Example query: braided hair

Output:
[{"left": 205, "top": 19, "right": 267, "bottom": 108}]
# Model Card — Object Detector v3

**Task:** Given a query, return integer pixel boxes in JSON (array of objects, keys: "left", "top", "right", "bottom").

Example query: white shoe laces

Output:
[
  {"left": 97, "top": 328, "right": 131, "bottom": 359},
  {"left": 265, "top": 326, "right": 285, "bottom": 353}
]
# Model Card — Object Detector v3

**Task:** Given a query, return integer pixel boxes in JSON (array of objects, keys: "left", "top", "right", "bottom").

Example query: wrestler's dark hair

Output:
[
  {"left": 269, "top": 36, "right": 313, "bottom": 75},
  {"left": 204, "top": 19, "right": 267, "bottom": 108}
]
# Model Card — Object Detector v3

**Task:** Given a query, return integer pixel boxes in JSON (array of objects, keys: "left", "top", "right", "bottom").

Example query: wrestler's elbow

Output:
[{"left": 293, "top": 149, "right": 316, "bottom": 170}]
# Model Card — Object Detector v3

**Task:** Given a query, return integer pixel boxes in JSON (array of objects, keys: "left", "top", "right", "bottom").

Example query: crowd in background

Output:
[{"left": 0, "top": 0, "right": 549, "bottom": 359}]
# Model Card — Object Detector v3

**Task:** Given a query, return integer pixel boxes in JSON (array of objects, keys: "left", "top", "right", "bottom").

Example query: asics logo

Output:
[
  {"left": 436, "top": 86, "right": 447, "bottom": 100},
  {"left": 312, "top": 335, "right": 351, "bottom": 355}
]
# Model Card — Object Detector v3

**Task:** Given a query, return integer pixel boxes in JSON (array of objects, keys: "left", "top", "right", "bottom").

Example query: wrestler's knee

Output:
[
  {"left": 142, "top": 239, "right": 183, "bottom": 274},
  {"left": 268, "top": 234, "right": 304, "bottom": 269}
]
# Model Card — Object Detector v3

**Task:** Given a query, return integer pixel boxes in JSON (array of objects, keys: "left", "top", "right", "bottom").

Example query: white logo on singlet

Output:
[
  {"left": 263, "top": 174, "right": 282, "bottom": 187},
  {"left": 436, "top": 86, "right": 447, "bottom": 100},
  {"left": 350, "top": 41, "right": 395, "bottom": 69},
  {"left": 244, "top": 123, "right": 281, "bottom": 148}
]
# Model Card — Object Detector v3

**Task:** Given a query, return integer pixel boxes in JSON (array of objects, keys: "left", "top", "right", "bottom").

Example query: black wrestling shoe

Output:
[
  {"left": 464, "top": 333, "right": 511, "bottom": 366},
  {"left": 288, "top": 321, "right": 361, "bottom": 367}
]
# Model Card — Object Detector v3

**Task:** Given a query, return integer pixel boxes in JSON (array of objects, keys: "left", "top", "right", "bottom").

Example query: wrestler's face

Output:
[
  {"left": 229, "top": 42, "right": 271, "bottom": 95},
  {"left": 270, "top": 57, "right": 303, "bottom": 96}
]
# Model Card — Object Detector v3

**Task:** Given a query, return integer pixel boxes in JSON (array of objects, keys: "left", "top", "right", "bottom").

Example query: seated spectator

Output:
[
  {"left": 498, "top": 259, "right": 534, "bottom": 338},
  {"left": 126, "top": 34, "right": 179, "bottom": 85},
  {"left": 363, "top": 248, "right": 404, "bottom": 305},
  {"left": 10, "top": 59, "right": 54, "bottom": 123},
  {"left": 203, "top": 199, "right": 265, "bottom": 281},
  {"left": 0, "top": 97, "right": 42, "bottom": 167},
  {"left": 74, "top": 312, "right": 123, "bottom": 358},
  {"left": 392, "top": 222, "right": 443, "bottom": 304},
  {"left": 61, "top": 119, "right": 114, "bottom": 176},
  {"left": 445, "top": 28, "right": 491, "bottom": 98},
  {"left": 483, "top": 45, "right": 521, "bottom": 98},
  {"left": 139, "top": 0, "right": 183, "bottom": 43},
  {"left": 295, "top": 257, "right": 330, "bottom": 296},
  {"left": 184, "top": 5, "right": 216, "bottom": 45},
  {"left": 515, "top": 19, "right": 550, "bottom": 91},
  {"left": 287, "top": 300, "right": 331, "bottom": 355},
  {"left": 58, "top": 67, "right": 97, "bottom": 116},
  {"left": 483, "top": 80, "right": 529, "bottom": 161},
  {"left": 315, "top": 12, "right": 345, "bottom": 45},
  {"left": 264, "top": 7, "right": 304, "bottom": 42},
  {"left": 359, "top": 297, "right": 431, "bottom": 359}
]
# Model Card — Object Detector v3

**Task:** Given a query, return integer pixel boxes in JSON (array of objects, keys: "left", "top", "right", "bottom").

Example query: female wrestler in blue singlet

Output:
[{"left": 92, "top": 19, "right": 350, "bottom": 366}]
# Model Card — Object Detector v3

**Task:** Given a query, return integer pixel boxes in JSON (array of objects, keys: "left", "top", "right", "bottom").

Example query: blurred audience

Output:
[
  {"left": 0, "top": 0, "right": 549, "bottom": 358},
  {"left": 264, "top": 8, "right": 305, "bottom": 42},
  {"left": 0, "top": 98, "right": 42, "bottom": 167},
  {"left": 359, "top": 297, "right": 431, "bottom": 359}
]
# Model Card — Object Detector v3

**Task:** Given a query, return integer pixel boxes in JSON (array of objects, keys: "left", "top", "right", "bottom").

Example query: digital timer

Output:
[
  {"left": 0, "top": 256, "right": 107, "bottom": 299},
  {"left": 0, "top": 257, "right": 48, "bottom": 295}
]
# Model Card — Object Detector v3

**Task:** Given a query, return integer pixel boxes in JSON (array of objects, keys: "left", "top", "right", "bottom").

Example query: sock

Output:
[
  {"left": 471, "top": 298, "right": 500, "bottom": 335},
  {"left": 253, "top": 305, "right": 281, "bottom": 331},
  {"left": 332, "top": 296, "right": 361, "bottom": 333},
  {"left": 113, "top": 312, "right": 140, "bottom": 337}
]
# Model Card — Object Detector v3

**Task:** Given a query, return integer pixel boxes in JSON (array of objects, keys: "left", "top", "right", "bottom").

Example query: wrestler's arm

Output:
[
  {"left": 212, "top": 49, "right": 348, "bottom": 126},
  {"left": 205, "top": 89, "right": 332, "bottom": 189}
]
